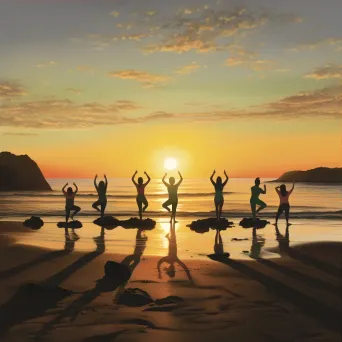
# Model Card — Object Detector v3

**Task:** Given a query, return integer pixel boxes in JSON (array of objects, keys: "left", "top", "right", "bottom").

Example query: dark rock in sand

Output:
[
  {"left": 208, "top": 252, "right": 230, "bottom": 258},
  {"left": 116, "top": 288, "right": 154, "bottom": 307},
  {"left": 104, "top": 261, "right": 131, "bottom": 281},
  {"left": 155, "top": 296, "right": 184, "bottom": 306},
  {"left": 239, "top": 218, "right": 269, "bottom": 229},
  {"left": 23, "top": 216, "right": 44, "bottom": 230},
  {"left": 119, "top": 217, "right": 156, "bottom": 230},
  {"left": 57, "top": 220, "right": 83, "bottom": 229},
  {"left": 93, "top": 216, "right": 120, "bottom": 229},
  {"left": 0, "top": 151, "right": 52, "bottom": 191},
  {"left": 231, "top": 238, "right": 249, "bottom": 241},
  {"left": 187, "top": 218, "right": 234, "bottom": 234}
]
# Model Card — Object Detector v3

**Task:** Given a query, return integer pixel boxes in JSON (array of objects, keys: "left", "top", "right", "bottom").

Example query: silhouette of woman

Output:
[
  {"left": 132, "top": 171, "right": 151, "bottom": 220},
  {"left": 210, "top": 170, "right": 229, "bottom": 220},
  {"left": 275, "top": 183, "right": 295, "bottom": 226},
  {"left": 162, "top": 171, "right": 183, "bottom": 222},
  {"left": 157, "top": 222, "right": 192, "bottom": 282},
  {"left": 250, "top": 177, "right": 267, "bottom": 219},
  {"left": 92, "top": 174, "right": 108, "bottom": 218},
  {"left": 62, "top": 183, "right": 81, "bottom": 222}
]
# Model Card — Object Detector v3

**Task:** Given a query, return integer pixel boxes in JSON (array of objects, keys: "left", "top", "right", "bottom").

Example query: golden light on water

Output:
[{"left": 164, "top": 157, "right": 177, "bottom": 170}]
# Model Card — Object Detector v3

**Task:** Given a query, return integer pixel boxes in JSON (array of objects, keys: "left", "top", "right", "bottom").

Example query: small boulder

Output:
[
  {"left": 93, "top": 216, "right": 120, "bottom": 229},
  {"left": 104, "top": 261, "right": 131, "bottom": 281},
  {"left": 57, "top": 220, "right": 83, "bottom": 229},
  {"left": 116, "top": 288, "right": 154, "bottom": 307},
  {"left": 187, "top": 218, "right": 233, "bottom": 234},
  {"left": 120, "top": 218, "right": 156, "bottom": 230},
  {"left": 231, "top": 238, "right": 249, "bottom": 241},
  {"left": 23, "top": 216, "right": 44, "bottom": 230},
  {"left": 239, "top": 218, "right": 269, "bottom": 229}
]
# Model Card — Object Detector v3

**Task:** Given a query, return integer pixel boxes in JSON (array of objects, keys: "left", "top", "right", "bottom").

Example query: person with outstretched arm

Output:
[
  {"left": 275, "top": 183, "right": 295, "bottom": 226},
  {"left": 132, "top": 171, "right": 151, "bottom": 220},
  {"left": 210, "top": 170, "right": 229, "bottom": 220},
  {"left": 162, "top": 171, "right": 183, "bottom": 222},
  {"left": 62, "top": 182, "right": 81, "bottom": 222},
  {"left": 92, "top": 174, "right": 108, "bottom": 218},
  {"left": 250, "top": 177, "right": 267, "bottom": 219}
]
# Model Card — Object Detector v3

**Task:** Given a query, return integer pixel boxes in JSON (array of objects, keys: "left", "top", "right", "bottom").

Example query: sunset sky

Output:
[{"left": 0, "top": 0, "right": 341, "bottom": 178}]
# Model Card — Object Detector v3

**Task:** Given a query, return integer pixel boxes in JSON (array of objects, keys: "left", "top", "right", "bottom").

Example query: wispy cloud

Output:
[
  {"left": 0, "top": 99, "right": 143, "bottom": 129},
  {"left": 0, "top": 81, "right": 27, "bottom": 100},
  {"left": 174, "top": 62, "right": 202, "bottom": 75},
  {"left": 109, "top": 70, "right": 172, "bottom": 88},
  {"left": 288, "top": 37, "right": 342, "bottom": 52},
  {"left": 66, "top": 88, "right": 82, "bottom": 95},
  {"left": 305, "top": 64, "right": 342, "bottom": 80},
  {"left": 33, "top": 61, "right": 57, "bottom": 68},
  {"left": 2, "top": 132, "right": 38, "bottom": 136}
]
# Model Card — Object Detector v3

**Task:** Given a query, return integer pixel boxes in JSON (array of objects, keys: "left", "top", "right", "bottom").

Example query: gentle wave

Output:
[{"left": 1, "top": 210, "right": 341, "bottom": 219}]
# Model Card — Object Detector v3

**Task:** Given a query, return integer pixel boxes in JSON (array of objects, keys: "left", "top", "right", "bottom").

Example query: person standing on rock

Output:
[
  {"left": 250, "top": 177, "right": 267, "bottom": 219},
  {"left": 162, "top": 171, "right": 183, "bottom": 222},
  {"left": 92, "top": 174, "right": 108, "bottom": 218},
  {"left": 62, "top": 182, "right": 81, "bottom": 222},
  {"left": 210, "top": 170, "right": 229, "bottom": 220},
  {"left": 132, "top": 171, "right": 151, "bottom": 220}
]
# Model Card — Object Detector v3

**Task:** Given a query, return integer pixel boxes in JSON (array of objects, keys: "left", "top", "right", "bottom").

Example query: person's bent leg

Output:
[
  {"left": 142, "top": 198, "right": 148, "bottom": 212},
  {"left": 256, "top": 200, "right": 267, "bottom": 213},
  {"left": 92, "top": 200, "right": 101, "bottom": 213},
  {"left": 162, "top": 200, "right": 172, "bottom": 213},
  {"left": 71, "top": 205, "right": 81, "bottom": 220}
]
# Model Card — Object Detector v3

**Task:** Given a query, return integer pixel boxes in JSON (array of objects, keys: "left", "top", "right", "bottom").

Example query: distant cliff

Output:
[
  {"left": 273, "top": 167, "right": 342, "bottom": 183},
  {"left": 0, "top": 152, "right": 52, "bottom": 191}
]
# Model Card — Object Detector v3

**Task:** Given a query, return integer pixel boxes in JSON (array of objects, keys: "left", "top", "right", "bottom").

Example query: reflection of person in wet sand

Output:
[
  {"left": 214, "top": 229, "right": 230, "bottom": 257},
  {"left": 92, "top": 174, "right": 108, "bottom": 218},
  {"left": 275, "top": 225, "right": 290, "bottom": 255},
  {"left": 62, "top": 182, "right": 81, "bottom": 222},
  {"left": 162, "top": 171, "right": 183, "bottom": 222},
  {"left": 249, "top": 227, "right": 266, "bottom": 259},
  {"left": 93, "top": 227, "right": 105, "bottom": 253},
  {"left": 132, "top": 171, "right": 151, "bottom": 220},
  {"left": 210, "top": 170, "right": 229, "bottom": 220},
  {"left": 275, "top": 183, "right": 295, "bottom": 226},
  {"left": 250, "top": 177, "right": 267, "bottom": 219},
  {"left": 64, "top": 230, "right": 80, "bottom": 251},
  {"left": 157, "top": 222, "right": 193, "bottom": 282}
]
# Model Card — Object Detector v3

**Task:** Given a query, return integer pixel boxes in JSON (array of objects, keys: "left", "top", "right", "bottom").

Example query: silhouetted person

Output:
[
  {"left": 92, "top": 174, "right": 108, "bottom": 218},
  {"left": 275, "top": 183, "right": 295, "bottom": 226},
  {"left": 132, "top": 171, "right": 151, "bottom": 220},
  {"left": 162, "top": 171, "right": 183, "bottom": 222},
  {"left": 62, "top": 182, "right": 80, "bottom": 222},
  {"left": 210, "top": 170, "right": 229, "bottom": 220},
  {"left": 250, "top": 177, "right": 267, "bottom": 219},
  {"left": 157, "top": 222, "right": 192, "bottom": 282}
]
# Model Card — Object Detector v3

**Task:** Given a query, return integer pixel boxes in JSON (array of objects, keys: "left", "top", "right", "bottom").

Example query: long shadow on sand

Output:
[
  {"left": 256, "top": 226, "right": 340, "bottom": 295},
  {"left": 0, "top": 231, "right": 105, "bottom": 336},
  {"left": 208, "top": 255, "right": 341, "bottom": 332}
]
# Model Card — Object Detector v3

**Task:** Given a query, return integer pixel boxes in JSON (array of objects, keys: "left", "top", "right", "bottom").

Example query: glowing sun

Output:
[{"left": 164, "top": 157, "right": 177, "bottom": 170}]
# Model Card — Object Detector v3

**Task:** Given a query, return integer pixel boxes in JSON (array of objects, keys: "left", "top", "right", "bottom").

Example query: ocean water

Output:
[
  {"left": 1, "top": 178, "right": 341, "bottom": 261},
  {"left": 0, "top": 178, "right": 341, "bottom": 219}
]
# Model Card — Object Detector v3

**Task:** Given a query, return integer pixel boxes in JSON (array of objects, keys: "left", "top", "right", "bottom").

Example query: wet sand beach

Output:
[{"left": 0, "top": 220, "right": 341, "bottom": 342}]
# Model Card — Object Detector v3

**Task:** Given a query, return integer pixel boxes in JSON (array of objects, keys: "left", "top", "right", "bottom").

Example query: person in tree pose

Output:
[
  {"left": 250, "top": 177, "right": 267, "bottom": 219},
  {"left": 62, "top": 182, "right": 81, "bottom": 222},
  {"left": 132, "top": 171, "right": 151, "bottom": 220},
  {"left": 162, "top": 171, "right": 183, "bottom": 222},
  {"left": 92, "top": 174, "right": 108, "bottom": 218}
]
